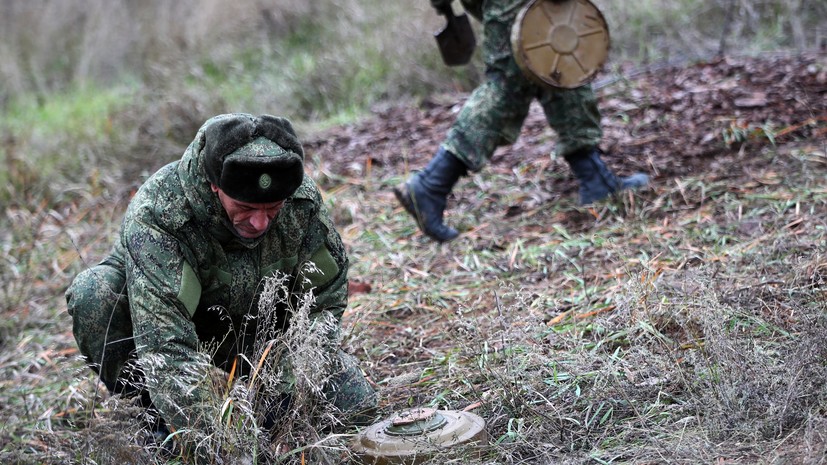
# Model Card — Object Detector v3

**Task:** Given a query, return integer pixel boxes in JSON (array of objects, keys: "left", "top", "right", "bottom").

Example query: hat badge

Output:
[{"left": 258, "top": 173, "right": 272, "bottom": 189}]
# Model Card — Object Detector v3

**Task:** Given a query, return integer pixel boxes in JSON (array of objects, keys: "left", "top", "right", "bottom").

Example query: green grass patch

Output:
[
  {"left": 3, "top": 83, "right": 134, "bottom": 142},
  {"left": 0, "top": 83, "right": 136, "bottom": 205}
]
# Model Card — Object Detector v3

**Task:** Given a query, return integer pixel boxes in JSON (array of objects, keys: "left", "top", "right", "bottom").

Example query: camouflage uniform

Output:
[
  {"left": 440, "top": 0, "right": 602, "bottom": 171},
  {"left": 66, "top": 114, "right": 377, "bottom": 433}
]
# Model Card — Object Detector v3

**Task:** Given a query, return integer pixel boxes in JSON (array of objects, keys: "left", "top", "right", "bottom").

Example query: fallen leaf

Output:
[
  {"left": 348, "top": 280, "right": 373, "bottom": 295},
  {"left": 734, "top": 93, "right": 768, "bottom": 108}
]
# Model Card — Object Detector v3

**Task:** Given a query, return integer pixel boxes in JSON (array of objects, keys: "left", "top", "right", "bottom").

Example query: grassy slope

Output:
[
  {"left": 324, "top": 58, "right": 827, "bottom": 462},
  {"left": 3, "top": 54, "right": 826, "bottom": 463},
  {"left": 343, "top": 155, "right": 827, "bottom": 463}
]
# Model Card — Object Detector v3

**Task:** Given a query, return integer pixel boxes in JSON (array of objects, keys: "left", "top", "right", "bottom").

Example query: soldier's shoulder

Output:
[
  {"left": 124, "top": 163, "right": 193, "bottom": 232},
  {"left": 290, "top": 175, "right": 323, "bottom": 204}
]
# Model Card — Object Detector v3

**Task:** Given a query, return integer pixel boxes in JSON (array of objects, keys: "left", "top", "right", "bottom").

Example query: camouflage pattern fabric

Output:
[
  {"left": 66, "top": 262, "right": 136, "bottom": 393},
  {"left": 66, "top": 114, "right": 377, "bottom": 433},
  {"left": 442, "top": 0, "right": 603, "bottom": 171},
  {"left": 325, "top": 352, "right": 379, "bottom": 425}
]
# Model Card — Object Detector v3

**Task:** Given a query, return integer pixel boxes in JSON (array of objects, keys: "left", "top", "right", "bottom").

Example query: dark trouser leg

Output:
[{"left": 65, "top": 264, "right": 140, "bottom": 394}]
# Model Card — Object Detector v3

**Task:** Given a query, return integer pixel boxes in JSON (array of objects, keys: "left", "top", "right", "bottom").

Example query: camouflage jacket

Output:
[{"left": 107, "top": 115, "right": 348, "bottom": 431}]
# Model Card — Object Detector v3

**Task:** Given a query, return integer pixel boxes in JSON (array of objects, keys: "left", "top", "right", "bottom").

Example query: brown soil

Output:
[{"left": 305, "top": 52, "right": 826, "bottom": 197}]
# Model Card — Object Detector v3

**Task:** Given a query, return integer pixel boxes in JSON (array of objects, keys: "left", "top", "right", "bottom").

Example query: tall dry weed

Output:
[
  {"left": 133, "top": 267, "right": 347, "bottom": 464},
  {"left": 604, "top": 263, "right": 827, "bottom": 458},
  {"left": 384, "top": 258, "right": 827, "bottom": 463}
]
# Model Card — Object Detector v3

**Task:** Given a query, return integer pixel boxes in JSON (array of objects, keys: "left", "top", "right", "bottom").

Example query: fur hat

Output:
[{"left": 203, "top": 114, "right": 305, "bottom": 203}]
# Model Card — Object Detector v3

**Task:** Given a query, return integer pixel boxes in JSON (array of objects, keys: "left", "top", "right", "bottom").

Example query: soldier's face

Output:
[{"left": 212, "top": 185, "right": 285, "bottom": 238}]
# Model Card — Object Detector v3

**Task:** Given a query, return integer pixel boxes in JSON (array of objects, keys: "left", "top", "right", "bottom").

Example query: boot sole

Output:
[{"left": 393, "top": 183, "right": 421, "bottom": 224}]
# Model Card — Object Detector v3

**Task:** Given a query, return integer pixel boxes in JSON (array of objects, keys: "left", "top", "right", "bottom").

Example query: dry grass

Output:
[
  {"left": 1, "top": 1, "right": 826, "bottom": 464},
  {"left": 329, "top": 155, "right": 827, "bottom": 463},
  {"left": 308, "top": 102, "right": 827, "bottom": 462},
  {"left": 3, "top": 80, "right": 827, "bottom": 462},
  {"left": 3, "top": 111, "right": 827, "bottom": 464}
]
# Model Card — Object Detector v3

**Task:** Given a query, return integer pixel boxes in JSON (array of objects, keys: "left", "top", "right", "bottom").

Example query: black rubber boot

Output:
[
  {"left": 393, "top": 147, "right": 467, "bottom": 242},
  {"left": 565, "top": 149, "right": 649, "bottom": 205}
]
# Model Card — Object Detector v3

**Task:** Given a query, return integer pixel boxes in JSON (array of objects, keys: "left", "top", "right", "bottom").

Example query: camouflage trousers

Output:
[
  {"left": 444, "top": 0, "right": 603, "bottom": 171},
  {"left": 65, "top": 262, "right": 378, "bottom": 425}
]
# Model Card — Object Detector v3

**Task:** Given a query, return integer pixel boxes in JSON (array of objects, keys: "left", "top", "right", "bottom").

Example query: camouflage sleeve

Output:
[
  {"left": 121, "top": 216, "right": 221, "bottom": 434},
  {"left": 265, "top": 186, "right": 349, "bottom": 395},
  {"left": 298, "top": 193, "right": 349, "bottom": 342}
]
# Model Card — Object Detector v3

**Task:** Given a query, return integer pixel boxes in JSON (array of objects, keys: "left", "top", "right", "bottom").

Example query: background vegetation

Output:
[
  {"left": 1, "top": 0, "right": 824, "bottom": 206},
  {"left": 0, "top": 0, "right": 825, "bottom": 463}
]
